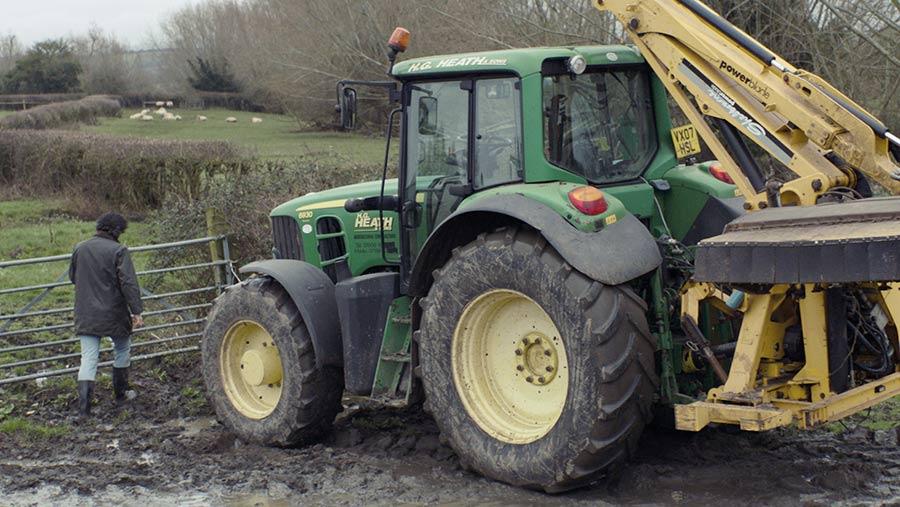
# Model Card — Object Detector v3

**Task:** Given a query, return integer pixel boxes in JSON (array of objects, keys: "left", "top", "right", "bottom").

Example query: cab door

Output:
[
  {"left": 398, "top": 76, "right": 523, "bottom": 287},
  {"left": 399, "top": 79, "right": 471, "bottom": 281}
]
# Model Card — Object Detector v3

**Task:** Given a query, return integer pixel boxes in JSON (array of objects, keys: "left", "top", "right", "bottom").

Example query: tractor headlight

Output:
[{"left": 567, "top": 55, "right": 587, "bottom": 75}]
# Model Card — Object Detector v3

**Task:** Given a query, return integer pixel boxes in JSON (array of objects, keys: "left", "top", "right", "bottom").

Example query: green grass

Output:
[
  {"left": 824, "top": 396, "right": 900, "bottom": 433},
  {"left": 0, "top": 417, "right": 71, "bottom": 440},
  {"left": 0, "top": 199, "right": 152, "bottom": 314},
  {"left": 86, "top": 108, "right": 391, "bottom": 163}
]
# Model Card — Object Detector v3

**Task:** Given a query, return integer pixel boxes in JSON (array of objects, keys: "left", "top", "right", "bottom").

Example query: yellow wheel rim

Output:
[
  {"left": 220, "top": 319, "right": 284, "bottom": 419},
  {"left": 452, "top": 289, "right": 569, "bottom": 444}
]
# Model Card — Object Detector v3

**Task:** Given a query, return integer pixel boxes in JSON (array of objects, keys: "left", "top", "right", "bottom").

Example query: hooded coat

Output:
[{"left": 69, "top": 234, "right": 143, "bottom": 338}]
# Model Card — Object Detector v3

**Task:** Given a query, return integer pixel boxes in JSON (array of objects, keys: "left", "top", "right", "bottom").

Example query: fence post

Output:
[{"left": 206, "top": 208, "right": 227, "bottom": 292}]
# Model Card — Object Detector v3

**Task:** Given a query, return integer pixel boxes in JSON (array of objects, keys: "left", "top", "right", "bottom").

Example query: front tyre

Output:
[
  {"left": 418, "top": 228, "right": 657, "bottom": 492},
  {"left": 202, "top": 277, "right": 343, "bottom": 446}
]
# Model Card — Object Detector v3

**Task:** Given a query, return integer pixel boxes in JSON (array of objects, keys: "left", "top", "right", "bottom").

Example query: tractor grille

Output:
[{"left": 271, "top": 216, "right": 304, "bottom": 261}]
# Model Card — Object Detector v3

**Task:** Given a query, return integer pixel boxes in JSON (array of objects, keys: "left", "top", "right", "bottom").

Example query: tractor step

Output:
[
  {"left": 371, "top": 297, "right": 413, "bottom": 401},
  {"left": 694, "top": 196, "right": 900, "bottom": 284},
  {"left": 379, "top": 353, "right": 410, "bottom": 363}
]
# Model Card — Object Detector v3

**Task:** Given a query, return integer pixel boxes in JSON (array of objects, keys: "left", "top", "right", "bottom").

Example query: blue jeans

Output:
[{"left": 77, "top": 335, "right": 131, "bottom": 381}]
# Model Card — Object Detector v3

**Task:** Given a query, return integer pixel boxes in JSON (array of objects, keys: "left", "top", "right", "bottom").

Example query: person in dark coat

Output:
[{"left": 69, "top": 212, "right": 143, "bottom": 417}]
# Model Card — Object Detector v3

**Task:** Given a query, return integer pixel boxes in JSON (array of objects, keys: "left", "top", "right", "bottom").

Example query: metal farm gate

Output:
[{"left": 0, "top": 236, "right": 233, "bottom": 385}]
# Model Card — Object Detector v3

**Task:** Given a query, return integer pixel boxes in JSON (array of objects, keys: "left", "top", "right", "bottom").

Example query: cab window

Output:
[
  {"left": 474, "top": 77, "right": 523, "bottom": 189},
  {"left": 543, "top": 67, "right": 656, "bottom": 184}
]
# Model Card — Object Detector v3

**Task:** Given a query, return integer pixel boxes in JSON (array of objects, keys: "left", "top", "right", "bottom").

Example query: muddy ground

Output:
[{"left": 2, "top": 361, "right": 900, "bottom": 507}]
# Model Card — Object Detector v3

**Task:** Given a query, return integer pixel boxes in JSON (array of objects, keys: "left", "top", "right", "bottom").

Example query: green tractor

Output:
[{"left": 202, "top": 30, "right": 742, "bottom": 492}]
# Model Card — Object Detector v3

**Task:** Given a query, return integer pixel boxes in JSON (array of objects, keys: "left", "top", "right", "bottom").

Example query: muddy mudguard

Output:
[
  {"left": 408, "top": 194, "right": 662, "bottom": 296},
  {"left": 240, "top": 259, "right": 342, "bottom": 368}
]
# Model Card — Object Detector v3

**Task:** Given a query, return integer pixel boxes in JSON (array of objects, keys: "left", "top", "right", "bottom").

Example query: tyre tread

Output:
[{"left": 418, "top": 227, "right": 657, "bottom": 492}]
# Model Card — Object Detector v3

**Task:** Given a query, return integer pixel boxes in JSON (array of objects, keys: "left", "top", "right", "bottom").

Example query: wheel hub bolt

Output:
[{"left": 516, "top": 332, "right": 559, "bottom": 386}]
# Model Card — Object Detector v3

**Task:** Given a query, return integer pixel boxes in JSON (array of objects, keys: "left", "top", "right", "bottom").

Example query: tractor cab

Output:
[{"left": 335, "top": 35, "right": 671, "bottom": 292}]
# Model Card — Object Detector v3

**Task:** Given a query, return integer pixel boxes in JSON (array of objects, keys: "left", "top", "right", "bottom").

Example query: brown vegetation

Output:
[
  {"left": 0, "top": 95, "right": 121, "bottom": 130},
  {"left": 153, "top": 0, "right": 899, "bottom": 131},
  {"left": 0, "top": 129, "right": 248, "bottom": 213}
]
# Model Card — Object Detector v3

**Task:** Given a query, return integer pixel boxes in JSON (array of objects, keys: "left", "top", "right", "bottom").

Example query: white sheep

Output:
[
  {"left": 162, "top": 113, "right": 177, "bottom": 121},
  {"left": 155, "top": 101, "right": 164, "bottom": 107},
  {"left": 174, "top": 115, "right": 183, "bottom": 121},
  {"left": 140, "top": 115, "right": 153, "bottom": 121},
  {"left": 155, "top": 107, "right": 168, "bottom": 115},
  {"left": 129, "top": 113, "right": 143, "bottom": 120},
  {"left": 140, "top": 109, "right": 150, "bottom": 115},
  {"left": 196, "top": 115, "right": 208, "bottom": 121},
  {"left": 251, "top": 117, "right": 263, "bottom": 124},
  {"left": 166, "top": 101, "right": 174, "bottom": 107},
  {"left": 225, "top": 117, "right": 238, "bottom": 123}
]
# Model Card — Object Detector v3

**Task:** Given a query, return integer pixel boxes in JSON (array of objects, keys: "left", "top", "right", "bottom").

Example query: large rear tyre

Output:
[
  {"left": 202, "top": 277, "right": 343, "bottom": 446},
  {"left": 418, "top": 228, "right": 657, "bottom": 492}
]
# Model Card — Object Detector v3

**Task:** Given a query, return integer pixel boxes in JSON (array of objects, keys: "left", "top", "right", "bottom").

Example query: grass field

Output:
[
  {"left": 87, "top": 108, "right": 392, "bottom": 163},
  {"left": 0, "top": 200, "right": 153, "bottom": 314}
]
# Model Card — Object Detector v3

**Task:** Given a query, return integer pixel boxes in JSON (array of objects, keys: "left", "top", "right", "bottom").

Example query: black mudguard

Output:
[
  {"left": 240, "top": 259, "right": 343, "bottom": 368},
  {"left": 408, "top": 194, "right": 662, "bottom": 296}
]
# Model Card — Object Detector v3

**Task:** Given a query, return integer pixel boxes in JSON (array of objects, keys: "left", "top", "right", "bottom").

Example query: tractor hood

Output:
[{"left": 271, "top": 179, "right": 400, "bottom": 218}]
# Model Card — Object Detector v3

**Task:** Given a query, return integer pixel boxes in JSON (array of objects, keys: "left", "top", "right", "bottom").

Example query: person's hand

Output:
[{"left": 132, "top": 314, "right": 143, "bottom": 329}]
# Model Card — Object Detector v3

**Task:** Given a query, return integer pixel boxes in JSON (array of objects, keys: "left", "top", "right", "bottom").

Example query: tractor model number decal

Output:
[
  {"left": 297, "top": 211, "right": 314, "bottom": 221},
  {"left": 406, "top": 57, "right": 508, "bottom": 73},
  {"left": 354, "top": 212, "right": 394, "bottom": 231}
]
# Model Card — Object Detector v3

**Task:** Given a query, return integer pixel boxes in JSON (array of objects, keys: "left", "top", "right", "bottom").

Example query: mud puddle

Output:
[{"left": 2, "top": 397, "right": 900, "bottom": 506}]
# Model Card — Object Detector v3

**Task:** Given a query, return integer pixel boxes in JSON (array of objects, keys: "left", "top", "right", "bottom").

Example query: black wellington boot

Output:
[
  {"left": 112, "top": 367, "right": 135, "bottom": 405},
  {"left": 77, "top": 380, "right": 94, "bottom": 417}
]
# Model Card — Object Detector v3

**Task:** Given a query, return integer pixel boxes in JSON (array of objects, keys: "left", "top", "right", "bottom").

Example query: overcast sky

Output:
[{"left": 1, "top": 0, "right": 196, "bottom": 49}]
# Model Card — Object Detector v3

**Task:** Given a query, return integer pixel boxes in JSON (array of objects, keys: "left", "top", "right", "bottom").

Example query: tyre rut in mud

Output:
[{"left": 417, "top": 227, "right": 658, "bottom": 492}]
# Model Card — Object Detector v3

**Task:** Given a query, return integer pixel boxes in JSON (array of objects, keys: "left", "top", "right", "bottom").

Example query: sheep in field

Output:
[
  {"left": 155, "top": 101, "right": 164, "bottom": 107},
  {"left": 225, "top": 117, "right": 238, "bottom": 123},
  {"left": 251, "top": 117, "right": 263, "bottom": 124},
  {"left": 155, "top": 107, "right": 168, "bottom": 115},
  {"left": 197, "top": 115, "right": 208, "bottom": 121},
  {"left": 140, "top": 115, "right": 153, "bottom": 121},
  {"left": 166, "top": 101, "right": 174, "bottom": 107},
  {"left": 129, "top": 113, "right": 143, "bottom": 120}
]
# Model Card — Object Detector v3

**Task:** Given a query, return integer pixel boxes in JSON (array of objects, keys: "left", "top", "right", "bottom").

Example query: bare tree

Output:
[
  {"left": 153, "top": 0, "right": 898, "bottom": 130},
  {"left": 71, "top": 26, "right": 141, "bottom": 94},
  {"left": 0, "top": 34, "right": 23, "bottom": 79}
]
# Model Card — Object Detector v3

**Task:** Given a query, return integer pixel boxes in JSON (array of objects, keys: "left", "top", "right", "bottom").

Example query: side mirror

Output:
[
  {"left": 338, "top": 86, "right": 358, "bottom": 130},
  {"left": 418, "top": 96, "right": 438, "bottom": 135}
]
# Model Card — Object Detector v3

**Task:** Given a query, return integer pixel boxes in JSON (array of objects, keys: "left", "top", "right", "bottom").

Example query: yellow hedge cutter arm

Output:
[
  {"left": 596, "top": 0, "right": 900, "bottom": 209},
  {"left": 596, "top": 0, "right": 900, "bottom": 432}
]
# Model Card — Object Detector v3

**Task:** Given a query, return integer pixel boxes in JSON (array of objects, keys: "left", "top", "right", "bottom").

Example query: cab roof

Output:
[{"left": 391, "top": 45, "right": 644, "bottom": 79}]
